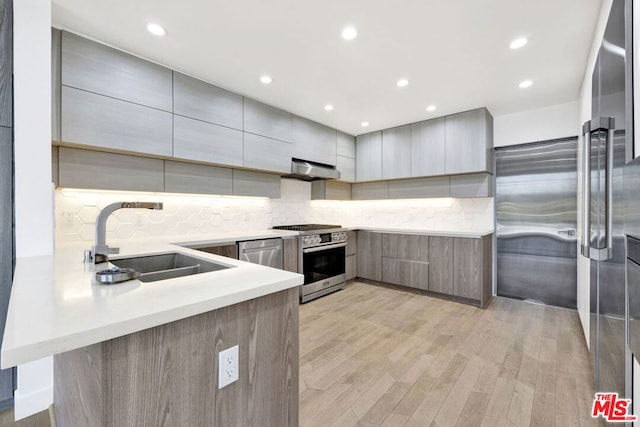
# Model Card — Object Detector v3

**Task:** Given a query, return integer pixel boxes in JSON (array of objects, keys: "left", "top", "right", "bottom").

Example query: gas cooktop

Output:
[{"left": 272, "top": 224, "right": 344, "bottom": 234}]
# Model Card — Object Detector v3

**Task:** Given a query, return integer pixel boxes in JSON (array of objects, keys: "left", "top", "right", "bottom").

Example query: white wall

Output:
[
  {"left": 494, "top": 101, "right": 579, "bottom": 147},
  {"left": 12, "top": 0, "right": 54, "bottom": 419},
  {"left": 576, "top": 0, "right": 613, "bottom": 349}
]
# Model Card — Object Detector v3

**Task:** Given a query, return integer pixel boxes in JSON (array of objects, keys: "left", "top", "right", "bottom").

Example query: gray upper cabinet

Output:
[
  {"left": 61, "top": 32, "right": 172, "bottom": 112},
  {"left": 382, "top": 125, "right": 412, "bottom": 180},
  {"left": 232, "top": 169, "right": 281, "bottom": 198},
  {"left": 411, "top": 118, "right": 445, "bottom": 177},
  {"left": 58, "top": 147, "right": 165, "bottom": 192},
  {"left": 445, "top": 108, "right": 493, "bottom": 175},
  {"left": 173, "top": 115, "right": 243, "bottom": 167},
  {"left": 61, "top": 86, "right": 173, "bottom": 157},
  {"left": 165, "top": 160, "right": 232, "bottom": 195},
  {"left": 388, "top": 176, "right": 450, "bottom": 199},
  {"left": 352, "top": 181, "right": 388, "bottom": 200},
  {"left": 450, "top": 173, "right": 493, "bottom": 197},
  {"left": 243, "top": 133, "right": 292, "bottom": 174},
  {"left": 356, "top": 131, "right": 382, "bottom": 181},
  {"left": 310, "top": 181, "right": 351, "bottom": 200},
  {"left": 337, "top": 132, "right": 355, "bottom": 158},
  {"left": 173, "top": 72, "right": 243, "bottom": 130},
  {"left": 52, "top": 29, "right": 61, "bottom": 141},
  {"left": 336, "top": 155, "right": 355, "bottom": 182},
  {"left": 292, "top": 116, "right": 337, "bottom": 166},
  {"left": 243, "top": 98, "right": 292, "bottom": 142}
]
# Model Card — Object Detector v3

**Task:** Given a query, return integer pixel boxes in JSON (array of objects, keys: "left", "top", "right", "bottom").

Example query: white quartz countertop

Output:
[
  {"left": 348, "top": 227, "right": 493, "bottom": 238},
  {"left": 1, "top": 240, "right": 303, "bottom": 368}
]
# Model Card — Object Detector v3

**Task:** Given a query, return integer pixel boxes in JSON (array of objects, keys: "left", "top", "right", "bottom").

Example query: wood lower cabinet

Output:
[
  {"left": 345, "top": 231, "right": 357, "bottom": 280},
  {"left": 189, "top": 243, "right": 238, "bottom": 259},
  {"left": 428, "top": 237, "right": 453, "bottom": 295},
  {"left": 357, "top": 231, "right": 381, "bottom": 281},
  {"left": 355, "top": 230, "right": 492, "bottom": 308},
  {"left": 453, "top": 236, "right": 492, "bottom": 305},
  {"left": 282, "top": 238, "right": 298, "bottom": 273},
  {"left": 54, "top": 288, "right": 299, "bottom": 427}
]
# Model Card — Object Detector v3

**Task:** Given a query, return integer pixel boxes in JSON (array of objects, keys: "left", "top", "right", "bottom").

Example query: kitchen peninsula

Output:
[{"left": 1, "top": 236, "right": 303, "bottom": 426}]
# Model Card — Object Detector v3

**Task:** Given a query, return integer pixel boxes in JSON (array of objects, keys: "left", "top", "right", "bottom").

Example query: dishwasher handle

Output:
[{"left": 240, "top": 245, "right": 282, "bottom": 254}]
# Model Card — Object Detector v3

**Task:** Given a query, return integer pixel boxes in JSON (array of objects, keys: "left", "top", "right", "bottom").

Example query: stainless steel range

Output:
[{"left": 272, "top": 224, "right": 347, "bottom": 303}]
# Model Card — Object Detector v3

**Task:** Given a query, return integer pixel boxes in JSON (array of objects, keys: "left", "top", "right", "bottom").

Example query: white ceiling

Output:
[{"left": 51, "top": 0, "right": 602, "bottom": 136}]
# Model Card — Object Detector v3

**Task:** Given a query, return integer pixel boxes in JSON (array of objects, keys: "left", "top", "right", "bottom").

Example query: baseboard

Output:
[{"left": 13, "top": 385, "right": 53, "bottom": 421}]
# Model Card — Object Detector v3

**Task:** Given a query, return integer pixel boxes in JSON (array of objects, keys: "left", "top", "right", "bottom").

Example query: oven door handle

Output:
[{"left": 302, "top": 243, "right": 347, "bottom": 253}]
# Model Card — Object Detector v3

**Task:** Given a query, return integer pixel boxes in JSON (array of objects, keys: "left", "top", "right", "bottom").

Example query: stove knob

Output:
[{"left": 303, "top": 236, "right": 311, "bottom": 245}]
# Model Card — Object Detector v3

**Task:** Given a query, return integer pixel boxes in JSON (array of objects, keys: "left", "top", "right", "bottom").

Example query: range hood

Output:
[{"left": 283, "top": 159, "right": 341, "bottom": 181}]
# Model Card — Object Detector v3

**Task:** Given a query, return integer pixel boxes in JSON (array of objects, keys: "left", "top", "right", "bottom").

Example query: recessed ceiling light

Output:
[
  {"left": 260, "top": 75, "right": 273, "bottom": 84},
  {"left": 396, "top": 79, "right": 409, "bottom": 88},
  {"left": 341, "top": 26, "right": 358, "bottom": 40},
  {"left": 361, "top": 121, "right": 370, "bottom": 127},
  {"left": 509, "top": 37, "right": 528, "bottom": 49},
  {"left": 324, "top": 104, "right": 334, "bottom": 111},
  {"left": 426, "top": 105, "right": 437, "bottom": 112},
  {"left": 518, "top": 79, "right": 533, "bottom": 88},
  {"left": 146, "top": 23, "right": 166, "bottom": 37}
]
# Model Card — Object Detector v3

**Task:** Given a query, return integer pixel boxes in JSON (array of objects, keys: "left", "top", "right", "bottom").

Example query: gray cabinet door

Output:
[
  {"left": 381, "top": 258, "right": 429, "bottom": 291},
  {"left": 0, "top": 0, "right": 10, "bottom": 128},
  {"left": 381, "top": 233, "right": 429, "bottom": 262},
  {"left": 61, "top": 86, "right": 173, "bottom": 157},
  {"left": 356, "top": 132, "right": 382, "bottom": 181},
  {"left": 232, "top": 169, "right": 281, "bottom": 198},
  {"left": 450, "top": 173, "right": 493, "bottom": 197},
  {"left": 352, "top": 181, "right": 388, "bottom": 200},
  {"left": 173, "top": 72, "right": 243, "bottom": 130},
  {"left": 356, "top": 231, "right": 381, "bottom": 281},
  {"left": 310, "top": 181, "right": 351, "bottom": 200},
  {"left": 337, "top": 132, "right": 355, "bottom": 158},
  {"left": 388, "top": 176, "right": 450, "bottom": 199},
  {"left": 336, "top": 155, "right": 355, "bottom": 182},
  {"left": 164, "top": 161, "right": 233, "bottom": 195},
  {"left": 445, "top": 108, "right": 493, "bottom": 175},
  {"left": 292, "top": 116, "right": 337, "bottom": 166},
  {"left": 411, "top": 118, "right": 445, "bottom": 177},
  {"left": 61, "top": 32, "right": 172, "bottom": 112},
  {"left": 52, "top": 29, "right": 61, "bottom": 141},
  {"left": 345, "top": 254, "right": 356, "bottom": 280},
  {"left": 243, "top": 133, "right": 292, "bottom": 174},
  {"left": 453, "top": 238, "right": 482, "bottom": 300},
  {"left": 283, "top": 238, "right": 298, "bottom": 273},
  {"left": 243, "top": 98, "right": 292, "bottom": 143},
  {"left": 173, "top": 115, "right": 243, "bottom": 167},
  {"left": 382, "top": 125, "right": 412, "bottom": 179},
  {"left": 346, "top": 231, "right": 357, "bottom": 256},
  {"left": 428, "top": 236, "right": 453, "bottom": 294},
  {"left": 58, "top": 147, "right": 165, "bottom": 192}
]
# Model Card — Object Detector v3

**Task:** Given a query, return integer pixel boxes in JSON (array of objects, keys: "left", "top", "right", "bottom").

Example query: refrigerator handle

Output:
[
  {"left": 605, "top": 126, "right": 614, "bottom": 259},
  {"left": 581, "top": 117, "right": 615, "bottom": 260},
  {"left": 581, "top": 120, "right": 591, "bottom": 258}
]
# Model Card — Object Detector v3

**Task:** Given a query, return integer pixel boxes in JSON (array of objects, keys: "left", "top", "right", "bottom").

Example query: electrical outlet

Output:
[
  {"left": 62, "top": 210, "right": 74, "bottom": 226},
  {"left": 218, "top": 345, "right": 239, "bottom": 389}
]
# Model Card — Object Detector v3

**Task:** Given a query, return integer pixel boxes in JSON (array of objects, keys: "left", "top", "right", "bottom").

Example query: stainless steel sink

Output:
[{"left": 110, "top": 252, "right": 232, "bottom": 282}]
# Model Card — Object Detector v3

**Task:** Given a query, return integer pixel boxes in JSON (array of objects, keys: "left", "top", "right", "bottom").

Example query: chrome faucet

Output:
[{"left": 89, "top": 201, "right": 163, "bottom": 264}]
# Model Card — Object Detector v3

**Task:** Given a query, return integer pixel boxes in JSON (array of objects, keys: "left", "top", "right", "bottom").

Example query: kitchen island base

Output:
[{"left": 53, "top": 287, "right": 298, "bottom": 427}]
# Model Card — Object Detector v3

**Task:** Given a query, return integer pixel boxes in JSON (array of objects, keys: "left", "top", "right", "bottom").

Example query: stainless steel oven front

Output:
[{"left": 299, "top": 231, "right": 347, "bottom": 303}]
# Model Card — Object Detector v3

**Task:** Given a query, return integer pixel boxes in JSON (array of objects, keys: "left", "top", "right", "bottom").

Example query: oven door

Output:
[{"left": 301, "top": 242, "right": 346, "bottom": 291}]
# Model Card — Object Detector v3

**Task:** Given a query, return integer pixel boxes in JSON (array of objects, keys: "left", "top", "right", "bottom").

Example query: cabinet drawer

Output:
[
  {"left": 173, "top": 72, "right": 243, "bottom": 130},
  {"left": 173, "top": 115, "right": 243, "bottom": 167},
  {"left": 61, "top": 32, "right": 172, "bottom": 112},
  {"left": 381, "top": 258, "right": 429, "bottom": 291},
  {"left": 61, "top": 86, "right": 172, "bottom": 157}
]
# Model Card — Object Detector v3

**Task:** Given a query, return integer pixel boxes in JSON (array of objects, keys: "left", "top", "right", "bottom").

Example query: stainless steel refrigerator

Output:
[{"left": 583, "top": 0, "right": 632, "bottom": 397}]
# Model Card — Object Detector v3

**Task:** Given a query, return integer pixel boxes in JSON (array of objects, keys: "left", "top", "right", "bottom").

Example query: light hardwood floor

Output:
[{"left": 299, "top": 281, "right": 602, "bottom": 427}]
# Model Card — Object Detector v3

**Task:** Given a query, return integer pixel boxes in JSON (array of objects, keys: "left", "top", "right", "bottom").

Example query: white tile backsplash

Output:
[{"left": 55, "top": 179, "right": 494, "bottom": 244}]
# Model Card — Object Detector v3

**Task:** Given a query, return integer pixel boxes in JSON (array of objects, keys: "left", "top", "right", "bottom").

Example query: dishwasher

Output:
[{"left": 237, "top": 238, "right": 283, "bottom": 269}]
